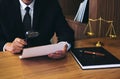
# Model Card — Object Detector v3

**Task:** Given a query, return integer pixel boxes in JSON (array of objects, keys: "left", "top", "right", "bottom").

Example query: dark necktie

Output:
[{"left": 23, "top": 7, "right": 31, "bottom": 31}]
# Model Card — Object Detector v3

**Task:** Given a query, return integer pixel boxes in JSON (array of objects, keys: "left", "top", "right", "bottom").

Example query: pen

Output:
[{"left": 84, "top": 51, "right": 105, "bottom": 56}]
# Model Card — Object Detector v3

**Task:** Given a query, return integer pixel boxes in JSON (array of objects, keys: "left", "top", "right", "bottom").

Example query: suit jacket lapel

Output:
[
  {"left": 32, "top": 0, "right": 44, "bottom": 30},
  {"left": 10, "top": 0, "right": 26, "bottom": 37},
  {"left": 13, "top": 0, "right": 24, "bottom": 28}
]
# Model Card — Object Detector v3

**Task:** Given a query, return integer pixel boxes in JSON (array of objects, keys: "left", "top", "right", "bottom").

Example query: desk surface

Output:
[{"left": 0, "top": 38, "right": 120, "bottom": 79}]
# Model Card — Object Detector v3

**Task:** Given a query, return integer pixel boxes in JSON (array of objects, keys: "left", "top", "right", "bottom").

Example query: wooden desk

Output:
[{"left": 0, "top": 38, "right": 120, "bottom": 79}]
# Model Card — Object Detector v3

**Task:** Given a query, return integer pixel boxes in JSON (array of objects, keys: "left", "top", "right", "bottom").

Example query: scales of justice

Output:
[{"left": 83, "top": 17, "right": 117, "bottom": 47}]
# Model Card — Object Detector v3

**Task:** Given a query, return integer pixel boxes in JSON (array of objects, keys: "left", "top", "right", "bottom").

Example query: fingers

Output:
[
  {"left": 13, "top": 38, "right": 27, "bottom": 47},
  {"left": 11, "top": 44, "right": 23, "bottom": 53},
  {"left": 4, "top": 42, "right": 22, "bottom": 53},
  {"left": 12, "top": 38, "right": 27, "bottom": 53},
  {"left": 48, "top": 51, "right": 65, "bottom": 59},
  {"left": 48, "top": 44, "right": 68, "bottom": 59},
  {"left": 63, "top": 44, "right": 68, "bottom": 52},
  {"left": 5, "top": 38, "right": 27, "bottom": 53}
]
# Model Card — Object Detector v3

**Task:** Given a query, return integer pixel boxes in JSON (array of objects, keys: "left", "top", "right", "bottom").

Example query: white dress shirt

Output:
[{"left": 19, "top": 0, "right": 35, "bottom": 27}]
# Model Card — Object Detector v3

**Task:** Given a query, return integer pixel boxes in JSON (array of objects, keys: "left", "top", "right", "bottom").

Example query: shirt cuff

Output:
[
  {"left": 58, "top": 41, "right": 71, "bottom": 51},
  {"left": 3, "top": 43, "right": 8, "bottom": 52}
]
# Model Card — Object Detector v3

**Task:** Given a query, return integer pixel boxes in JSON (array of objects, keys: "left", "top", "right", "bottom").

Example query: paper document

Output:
[{"left": 19, "top": 42, "right": 66, "bottom": 59}]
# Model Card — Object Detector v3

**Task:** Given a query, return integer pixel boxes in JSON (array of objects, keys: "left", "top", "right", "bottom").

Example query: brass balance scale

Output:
[{"left": 83, "top": 17, "right": 117, "bottom": 47}]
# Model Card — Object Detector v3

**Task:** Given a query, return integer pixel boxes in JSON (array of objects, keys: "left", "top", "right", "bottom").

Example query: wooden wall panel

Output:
[
  {"left": 58, "top": 0, "right": 84, "bottom": 18},
  {"left": 89, "top": 0, "right": 120, "bottom": 37},
  {"left": 58, "top": 0, "right": 120, "bottom": 40}
]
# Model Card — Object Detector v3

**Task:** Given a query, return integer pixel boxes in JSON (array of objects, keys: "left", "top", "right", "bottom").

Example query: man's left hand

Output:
[{"left": 48, "top": 44, "right": 68, "bottom": 59}]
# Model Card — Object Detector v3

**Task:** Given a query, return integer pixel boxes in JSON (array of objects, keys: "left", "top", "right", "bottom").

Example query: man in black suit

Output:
[{"left": 0, "top": 0, "right": 74, "bottom": 59}]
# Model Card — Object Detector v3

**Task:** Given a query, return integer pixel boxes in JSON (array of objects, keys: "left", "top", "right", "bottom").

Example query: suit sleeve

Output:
[
  {"left": 0, "top": 1, "right": 8, "bottom": 51},
  {"left": 0, "top": 21, "right": 7, "bottom": 51},
  {"left": 54, "top": 1, "right": 75, "bottom": 49}
]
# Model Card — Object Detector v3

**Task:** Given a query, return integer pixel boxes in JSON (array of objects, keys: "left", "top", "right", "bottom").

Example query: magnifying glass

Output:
[{"left": 25, "top": 30, "right": 39, "bottom": 41}]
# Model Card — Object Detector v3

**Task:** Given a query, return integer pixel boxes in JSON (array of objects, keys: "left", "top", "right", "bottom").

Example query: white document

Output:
[{"left": 19, "top": 42, "right": 66, "bottom": 59}]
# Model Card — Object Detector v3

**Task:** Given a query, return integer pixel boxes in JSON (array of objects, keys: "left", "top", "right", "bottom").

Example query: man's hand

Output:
[
  {"left": 48, "top": 44, "right": 68, "bottom": 59},
  {"left": 4, "top": 38, "right": 27, "bottom": 53}
]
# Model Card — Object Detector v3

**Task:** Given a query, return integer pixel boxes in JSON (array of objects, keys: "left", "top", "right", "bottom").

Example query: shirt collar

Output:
[{"left": 19, "top": 0, "right": 35, "bottom": 10}]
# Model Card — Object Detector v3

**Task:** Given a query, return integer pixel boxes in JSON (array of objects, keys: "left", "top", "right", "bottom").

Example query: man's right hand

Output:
[{"left": 4, "top": 38, "right": 27, "bottom": 53}]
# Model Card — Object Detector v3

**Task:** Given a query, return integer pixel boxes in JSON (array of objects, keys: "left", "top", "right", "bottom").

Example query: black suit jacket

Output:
[{"left": 0, "top": 0, "right": 74, "bottom": 51}]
